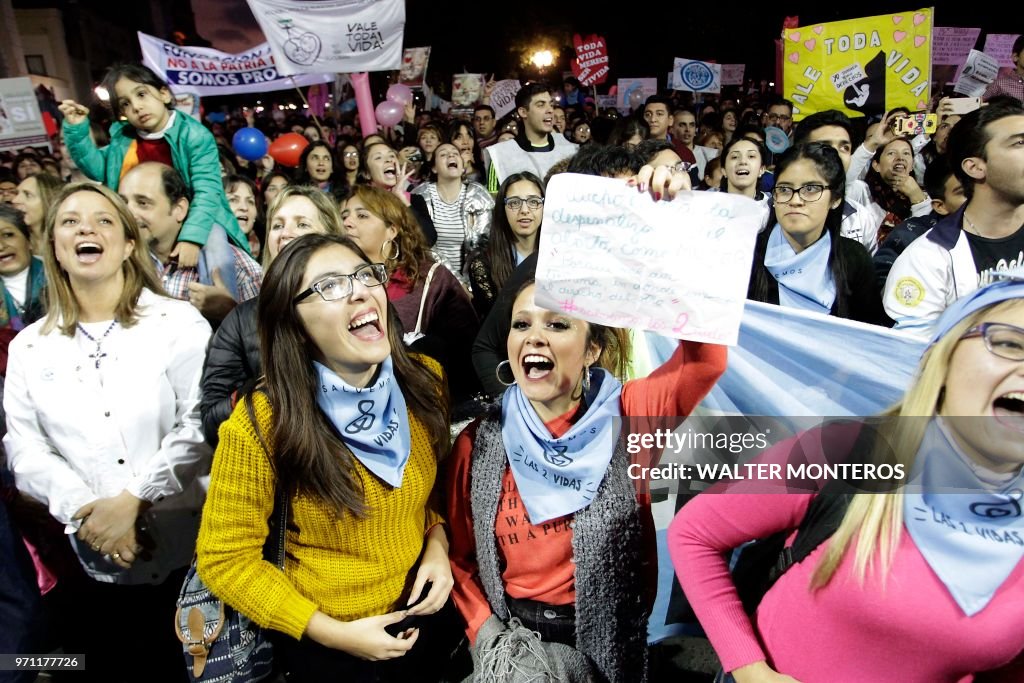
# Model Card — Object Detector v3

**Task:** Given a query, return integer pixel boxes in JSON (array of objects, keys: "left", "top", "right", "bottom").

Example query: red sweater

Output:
[{"left": 446, "top": 339, "right": 726, "bottom": 642}]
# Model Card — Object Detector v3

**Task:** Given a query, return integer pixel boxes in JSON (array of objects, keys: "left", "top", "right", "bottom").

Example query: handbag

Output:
[{"left": 174, "top": 485, "right": 288, "bottom": 682}]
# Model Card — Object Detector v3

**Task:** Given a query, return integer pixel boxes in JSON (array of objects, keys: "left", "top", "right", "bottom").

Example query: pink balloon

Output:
[
  {"left": 351, "top": 72, "right": 377, "bottom": 138},
  {"left": 387, "top": 83, "right": 414, "bottom": 106},
  {"left": 375, "top": 100, "right": 404, "bottom": 127}
]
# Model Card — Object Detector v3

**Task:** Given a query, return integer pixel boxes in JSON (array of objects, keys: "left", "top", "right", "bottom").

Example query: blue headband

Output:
[{"left": 929, "top": 268, "right": 1024, "bottom": 345}]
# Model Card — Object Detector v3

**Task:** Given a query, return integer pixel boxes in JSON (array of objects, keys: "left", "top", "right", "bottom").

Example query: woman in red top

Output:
[{"left": 447, "top": 279, "right": 726, "bottom": 682}]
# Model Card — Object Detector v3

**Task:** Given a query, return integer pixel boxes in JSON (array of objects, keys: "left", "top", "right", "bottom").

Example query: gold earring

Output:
[{"left": 381, "top": 239, "right": 400, "bottom": 262}]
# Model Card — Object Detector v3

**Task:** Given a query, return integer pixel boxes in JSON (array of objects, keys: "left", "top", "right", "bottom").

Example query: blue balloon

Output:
[{"left": 232, "top": 127, "right": 269, "bottom": 162}]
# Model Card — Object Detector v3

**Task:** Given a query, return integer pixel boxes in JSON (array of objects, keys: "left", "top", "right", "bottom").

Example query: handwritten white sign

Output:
[{"left": 535, "top": 175, "right": 763, "bottom": 346}]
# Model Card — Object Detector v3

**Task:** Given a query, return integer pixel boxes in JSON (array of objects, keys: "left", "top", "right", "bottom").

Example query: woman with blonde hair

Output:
[
  {"left": 200, "top": 185, "right": 343, "bottom": 445},
  {"left": 670, "top": 275, "right": 1024, "bottom": 682},
  {"left": 4, "top": 183, "right": 211, "bottom": 680},
  {"left": 341, "top": 185, "right": 479, "bottom": 401}
]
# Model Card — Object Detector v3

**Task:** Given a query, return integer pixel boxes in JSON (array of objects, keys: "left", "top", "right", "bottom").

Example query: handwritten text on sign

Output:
[{"left": 535, "top": 175, "right": 763, "bottom": 346}]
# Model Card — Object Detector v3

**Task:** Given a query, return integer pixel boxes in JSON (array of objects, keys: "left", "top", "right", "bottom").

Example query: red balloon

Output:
[{"left": 268, "top": 132, "right": 309, "bottom": 168}]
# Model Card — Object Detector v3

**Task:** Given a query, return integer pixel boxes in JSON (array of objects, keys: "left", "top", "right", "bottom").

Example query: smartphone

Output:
[
  {"left": 894, "top": 113, "right": 938, "bottom": 136},
  {"left": 384, "top": 581, "right": 432, "bottom": 637},
  {"left": 945, "top": 97, "right": 981, "bottom": 115}
]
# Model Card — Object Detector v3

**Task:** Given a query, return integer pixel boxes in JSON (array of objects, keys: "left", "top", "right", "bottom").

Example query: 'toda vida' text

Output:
[{"left": 347, "top": 22, "right": 384, "bottom": 52}]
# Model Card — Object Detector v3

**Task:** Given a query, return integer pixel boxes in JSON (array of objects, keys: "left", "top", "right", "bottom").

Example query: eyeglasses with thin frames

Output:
[
  {"left": 504, "top": 196, "right": 544, "bottom": 211},
  {"left": 773, "top": 184, "right": 827, "bottom": 204},
  {"left": 293, "top": 263, "right": 389, "bottom": 304},
  {"left": 960, "top": 322, "right": 1024, "bottom": 362}
]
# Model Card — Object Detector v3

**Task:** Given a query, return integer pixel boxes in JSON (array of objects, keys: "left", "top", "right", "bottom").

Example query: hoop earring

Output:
[
  {"left": 582, "top": 364, "right": 591, "bottom": 393},
  {"left": 495, "top": 360, "right": 516, "bottom": 387},
  {"left": 381, "top": 239, "right": 400, "bottom": 262}
]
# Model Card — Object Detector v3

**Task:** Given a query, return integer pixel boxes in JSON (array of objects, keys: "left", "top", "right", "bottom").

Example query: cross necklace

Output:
[{"left": 77, "top": 321, "right": 118, "bottom": 369}]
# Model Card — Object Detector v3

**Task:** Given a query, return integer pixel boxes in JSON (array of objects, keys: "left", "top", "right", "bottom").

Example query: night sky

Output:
[{"left": 191, "top": 1, "right": 1008, "bottom": 88}]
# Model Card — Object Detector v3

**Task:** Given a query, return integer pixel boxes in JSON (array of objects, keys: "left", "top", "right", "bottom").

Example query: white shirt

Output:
[
  {"left": 0, "top": 266, "right": 29, "bottom": 309},
  {"left": 4, "top": 289, "right": 212, "bottom": 584}
]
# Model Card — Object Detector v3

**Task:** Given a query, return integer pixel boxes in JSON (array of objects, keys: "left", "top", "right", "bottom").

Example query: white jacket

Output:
[
  {"left": 883, "top": 206, "right": 978, "bottom": 340},
  {"left": 4, "top": 289, "right": 212, "bottom": 584}
]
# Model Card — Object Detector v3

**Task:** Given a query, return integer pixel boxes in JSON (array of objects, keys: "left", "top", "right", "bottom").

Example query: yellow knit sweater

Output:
[{"left": 195, "top": 385, "right": 445, "bottom": 640}]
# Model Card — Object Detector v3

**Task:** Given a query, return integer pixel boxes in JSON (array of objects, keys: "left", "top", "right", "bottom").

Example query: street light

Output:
[{"left": 530, "top": 50, "right": 554, "bottom": 69}]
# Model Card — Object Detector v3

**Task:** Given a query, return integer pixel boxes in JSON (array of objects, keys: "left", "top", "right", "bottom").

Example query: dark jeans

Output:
[
  {"left": 53, "top": 567, "right": 189, "bottom": 683},
  {"left": 505, "top": 596, "right": 576, "bottom": 648},
  {"left": 273, "top": 599, "right": 468, "bottom": 683}
]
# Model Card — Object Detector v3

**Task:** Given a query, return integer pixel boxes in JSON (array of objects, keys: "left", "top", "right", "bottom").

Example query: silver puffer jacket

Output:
[{"left": 411, "top": 180, "right": 495, "bottom": 255}]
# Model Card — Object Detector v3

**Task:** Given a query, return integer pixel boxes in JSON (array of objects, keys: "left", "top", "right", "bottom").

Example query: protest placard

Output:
[
  {"left": 672, "top": 58, "right": 722, "bottom": 94},
  {"left": 534, "top": 174, "right": 763, "bottom": 346},
  {"left": 246, "top": 0, "right": 404, "bottom": 75},
  {"left": 955, "top": 49, "right": 1000, "bottom": 96},
  {"left": 983, "top": 33, "right": 1018, "bottom": 67},
  {"left": 721, "top": 64, "right": 746, "bottom": 86},
  {"left": 616, "top": 78, "right": 657, "bottom": 112},
  {"left": 932, "top": 27, "right": 980, "bottom": 66},
  {"left": 399, "top": 47, "right": 430, "bottom": 86},
  {"left": 139, "top": 32, "right": 332, "bottom": 96},
  {"left": 783, "top": 8, "right": 932, "bottom": 121},
  {"left": 489, "top": 79, "right": 522, "bottom": 119},
  {"left": 0, "top": 77, "right": 49, "bottom": 152},
  {"left": 452, "top": 74, "right": 484, "bottom": 106},
  {"left": 572, "top": 34, "right": 610, "bottom": 86}
]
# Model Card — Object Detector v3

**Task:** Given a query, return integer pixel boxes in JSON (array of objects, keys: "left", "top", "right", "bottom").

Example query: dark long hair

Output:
[
  {"left": 249, "top": 233, "right": 450, "bottom": 517},
  {"left": 865, "top": 138, "right": 914, "bottom": 220},
  {"left": 486, "top": 172, "right": 544, "bottom": 293},
  {"left": 753, "top": 142, "right": 853, "bottom": 317},
  {"left": 295, "top": 141, "right": 342, "bottom": 191}
]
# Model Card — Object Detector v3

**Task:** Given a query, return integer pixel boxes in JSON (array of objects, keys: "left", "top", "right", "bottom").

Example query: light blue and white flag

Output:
[{"left": 648, "top": 301, "right": 927, "bottom": 643}]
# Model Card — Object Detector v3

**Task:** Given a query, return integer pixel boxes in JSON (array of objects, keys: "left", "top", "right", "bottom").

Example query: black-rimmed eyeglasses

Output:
[
  {"left": 504, "top": 196, "right": 544, "bottom": 211},
  {"left": 773, "top": 183, "right": 827, "bottom": 204},
  {"left": 293, "top": 263, "right": 389, "bottom": 304},
  {"left": 961, "top": 322, "right": 1024, "bottom": 362}
]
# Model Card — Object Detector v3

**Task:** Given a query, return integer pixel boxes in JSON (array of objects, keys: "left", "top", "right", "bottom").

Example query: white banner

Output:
[
  {"left": 672, "top": 57, "right": 722, "bottom": 93},
  {"left": 138, "top": 32, "right": 332, "bottom": 97},
  {"left": 245, "top": 0, "right": 404, "bottom": 76},
  {"left": 535, "top": 175, "right": 763, "bottom": 346},
  {"left": 0, "top": 77, "right": 48, "bottom": 152}
]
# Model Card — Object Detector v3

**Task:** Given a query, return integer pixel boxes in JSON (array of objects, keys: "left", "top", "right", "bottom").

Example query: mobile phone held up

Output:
[
  {"left": 893, "top": 113, "right": 938, "bottom": 137},
  {"left": 945, "top": 97, "right": 982, "bottom": 115},
  {"left": 384, "top": 581, "right": 432, "bottom": 637}
]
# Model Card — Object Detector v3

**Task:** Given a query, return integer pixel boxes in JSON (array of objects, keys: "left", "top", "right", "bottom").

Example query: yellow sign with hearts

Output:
[{"left": 783, "top": 8, "right": 932, "bottom": 122}]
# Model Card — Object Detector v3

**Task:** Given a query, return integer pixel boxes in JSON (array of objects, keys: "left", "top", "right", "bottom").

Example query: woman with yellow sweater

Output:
[{"left": 196, "top": 233, "right": 461, "bottom": 681}]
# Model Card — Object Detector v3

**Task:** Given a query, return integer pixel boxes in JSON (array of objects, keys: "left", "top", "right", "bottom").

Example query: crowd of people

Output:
[{"left": 0, "top": 33, "right": 1023, "bottom": 683}]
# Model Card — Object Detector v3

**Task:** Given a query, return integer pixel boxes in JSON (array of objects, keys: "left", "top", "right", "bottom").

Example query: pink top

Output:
[{"left": 668, "top": 488, "right": 1024, "bottom": 682}]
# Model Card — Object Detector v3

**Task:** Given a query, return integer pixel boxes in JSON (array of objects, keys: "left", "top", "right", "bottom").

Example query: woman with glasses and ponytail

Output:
[
  {"left": 341, "top": 185, "right": 479, "bottom": 402},
  {"left": 670, "top": 275, "right": 1024, "bottom": 683},
  {"left": 197, "top": 233, "right": 464, "bottom": 682},
  {"left": 748, "top": 143, "right": 889, "bottom": 326}
]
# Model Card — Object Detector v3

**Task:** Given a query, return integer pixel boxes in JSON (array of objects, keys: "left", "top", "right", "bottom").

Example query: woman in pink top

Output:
[{"left": 670, "top": 276, "right": 1024, "bottom": 683}]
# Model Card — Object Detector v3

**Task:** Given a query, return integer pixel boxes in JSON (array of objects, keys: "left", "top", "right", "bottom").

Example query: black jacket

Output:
[
  {"left": 748, "top": 229, "right": 891, "bottom": 327},
  {"left": 872, "top": 212, "right": 940, "bottom": 293},
  {"left": 200, "top": 298, "right": 260, "bottom": 447}
]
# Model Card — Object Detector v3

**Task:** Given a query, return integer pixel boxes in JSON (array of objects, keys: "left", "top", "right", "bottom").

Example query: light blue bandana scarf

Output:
[
  {"left": 764, "top": 224, "right": 836, "bottom": 314},
  {"left": 904, "top": 419, "right": 1024, "bottom": 616},
  {"left": 501, "top": 369, "right": 622, "bottom": 524},
  {"left": 314, "top": 357, "right": 411, "bottom": 487}
]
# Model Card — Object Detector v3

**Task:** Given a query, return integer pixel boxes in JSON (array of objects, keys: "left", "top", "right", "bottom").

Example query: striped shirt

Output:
[{"left": 421, "top": 184, "right": 468, "bottom": 272}]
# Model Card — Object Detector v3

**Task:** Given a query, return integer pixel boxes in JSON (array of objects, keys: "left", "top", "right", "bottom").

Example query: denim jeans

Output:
[{"left": 505, "top": 595, "right": 576, "bottom": 648}]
